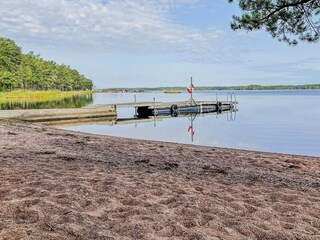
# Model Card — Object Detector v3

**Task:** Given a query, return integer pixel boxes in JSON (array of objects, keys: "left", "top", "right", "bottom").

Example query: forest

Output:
[{"left": 0, "top": 37, "right": 93, "bottom": 91}]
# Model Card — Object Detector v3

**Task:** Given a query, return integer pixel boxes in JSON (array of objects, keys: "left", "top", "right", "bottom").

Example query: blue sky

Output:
[{"left": 0, "top": 0, "right": 319, "bottom": 88}]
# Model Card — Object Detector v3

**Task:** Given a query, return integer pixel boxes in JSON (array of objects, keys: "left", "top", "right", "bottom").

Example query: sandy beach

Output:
[{"left": 0, "top": 120, "right": 319, "bottom": 239}]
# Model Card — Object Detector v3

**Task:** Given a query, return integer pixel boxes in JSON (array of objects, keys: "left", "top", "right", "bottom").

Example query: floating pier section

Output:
[{"left": 136, "top": 100, "right": 237, "bottom": 118}]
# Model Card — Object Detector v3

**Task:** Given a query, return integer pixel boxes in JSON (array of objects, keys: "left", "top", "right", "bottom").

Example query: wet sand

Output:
[{"left": 0, "top": 120, "right": 319, "bottom": 239}]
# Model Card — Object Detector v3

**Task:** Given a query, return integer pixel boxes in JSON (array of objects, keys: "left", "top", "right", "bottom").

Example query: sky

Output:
[{"left": 0, "top": 0, "right": 319, "bottom": 88}]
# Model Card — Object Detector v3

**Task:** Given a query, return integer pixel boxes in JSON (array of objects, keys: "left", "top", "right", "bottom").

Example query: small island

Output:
[{"left": 164, "top": 89, "right": 182, "bottom": 94}]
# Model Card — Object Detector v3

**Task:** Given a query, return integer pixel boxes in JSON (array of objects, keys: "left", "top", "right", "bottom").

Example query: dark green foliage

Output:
[
  {"left": 0, "top": 37, "right": 93, "bottom": 91},
  {"left": 0, "top": 38, "right": 22, "bottom": 73},
  {"left": 0, "top": 71, "right": 17, "bottom": 90},
  {"left": 228, "top": 0, "right": 320, "bottom": 45}
]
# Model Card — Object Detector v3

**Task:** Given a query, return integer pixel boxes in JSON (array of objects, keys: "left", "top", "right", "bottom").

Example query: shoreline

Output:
[
  {"left": 1, "top": 120, "right": 319, "bottom": 239},
  {"left": 59, "top": 129, "right": 320, "bottom": 159}
]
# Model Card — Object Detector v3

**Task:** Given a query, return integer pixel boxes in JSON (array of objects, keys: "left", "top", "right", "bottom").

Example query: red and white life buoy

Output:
[{"left": 187, "top": 83, "right": 195, "bottom": 94}]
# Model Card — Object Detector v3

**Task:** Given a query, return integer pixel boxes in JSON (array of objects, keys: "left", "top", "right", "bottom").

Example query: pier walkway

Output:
[
  {"left": 0, "top": 106, "right": 117, "bottom": 122},
  {"left": 86, "top": 101, "right": 237, "bottom": 109}
]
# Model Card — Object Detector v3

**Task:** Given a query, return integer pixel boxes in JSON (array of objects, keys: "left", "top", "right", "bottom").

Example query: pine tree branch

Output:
[{"left": 260, "top": 0, "right": 314, "bottom": 22}]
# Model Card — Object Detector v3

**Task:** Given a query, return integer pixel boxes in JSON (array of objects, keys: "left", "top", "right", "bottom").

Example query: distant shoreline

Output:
[{"left": 100, "top": 84, "right": 320, "bottom": 92}]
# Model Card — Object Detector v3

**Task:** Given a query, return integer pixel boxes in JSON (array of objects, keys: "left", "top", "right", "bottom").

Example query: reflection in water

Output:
[
  {"left": 156, "top": 110, "right": 237, "bottom": 143},
  {"left": 0, "top": 94, "right": 93, "bottom": 110},
  {"left": 188, "top": 114, "right": 196, "bottom": 142},
  {"left": 227, "top": 110, "right": 237, "bottom": 122},
  {"left": 134, "top": 100, "right": 238, "bottom": 142},
  {"left": 54, "top": 108, "right": 236, "bottom": 144}
]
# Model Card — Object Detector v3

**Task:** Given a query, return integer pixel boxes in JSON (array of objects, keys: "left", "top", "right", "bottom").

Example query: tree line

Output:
[
  {"left": 103, "top": 84, "right": 320, "bottom": 92},
  {"left": 201, "top": 84, "right": 320, "bottom": 90},
  {"left": 0, "top": 37, "right": 93, "bottom": 91}
]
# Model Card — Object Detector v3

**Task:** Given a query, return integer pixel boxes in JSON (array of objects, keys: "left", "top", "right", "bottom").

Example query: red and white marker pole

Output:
[{"left": 187, "top": 77, "right": 196, "bottom": 105}]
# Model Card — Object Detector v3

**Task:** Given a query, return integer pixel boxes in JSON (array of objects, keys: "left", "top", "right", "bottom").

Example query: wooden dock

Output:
[
  {"left": 85, "top": 101, "right": 237, "bottom": 109},
  {"left": 0, "top": 100, "right": 237, "bottom": 122},
  {"left": 85, "top": 100, "right": 237, "bottom": 117}
]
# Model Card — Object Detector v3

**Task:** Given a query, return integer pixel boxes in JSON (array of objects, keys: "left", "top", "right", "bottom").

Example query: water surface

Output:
[{"left": 62, "top": 90, "right": 320, "bottom": 157}]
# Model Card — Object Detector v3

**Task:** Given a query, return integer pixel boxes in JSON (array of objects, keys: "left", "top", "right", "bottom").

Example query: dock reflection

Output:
[{"left": 42, "top": 108, "right": 237, "bottom": 142}]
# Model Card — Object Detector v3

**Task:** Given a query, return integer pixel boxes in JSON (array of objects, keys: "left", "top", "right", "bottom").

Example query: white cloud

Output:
[
  {"left": 253, "top": 57, "right": 320, "bottom": 77},
  {"left": 0, "top": 0, "right": 231, "bottom": 63}
]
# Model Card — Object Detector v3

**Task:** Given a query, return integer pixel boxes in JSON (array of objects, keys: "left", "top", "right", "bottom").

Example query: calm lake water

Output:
[{"left": 60, "top": 90, "right": 320, "bottom": 157}]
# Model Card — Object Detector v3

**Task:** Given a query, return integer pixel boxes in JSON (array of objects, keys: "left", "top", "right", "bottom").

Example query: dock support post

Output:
[
  {"left": 134, "top": 94, "right": 137, "bottom": 117},
  {"left": 153, "top": 97, "right": 156, "bottom": 127},
  {"left": 134, "top": 95, "right": 137, "bottom": 127}
]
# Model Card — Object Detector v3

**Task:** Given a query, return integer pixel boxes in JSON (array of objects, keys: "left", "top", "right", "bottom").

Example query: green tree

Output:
[
  {"left": 0, "top": 37, "right": 22, "bottom": 72},
  {"left": 0, "top": 37, "right": 93, "bottom": 91},
  {"left": 228, "top": 0, "right": 320, "bottom": 45},
  {"left": 0, "top": 71, "right": 17, "bottom": 91}
]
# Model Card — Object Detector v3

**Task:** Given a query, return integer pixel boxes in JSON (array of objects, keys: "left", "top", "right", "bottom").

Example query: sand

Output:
[{"left": 0, "top": 120, "right": 319, "bottom": 240}]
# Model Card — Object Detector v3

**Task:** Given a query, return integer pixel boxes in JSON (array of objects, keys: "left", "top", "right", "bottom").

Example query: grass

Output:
[{"left": 0, "top": 90, "right": 95, "bottom": 103}]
